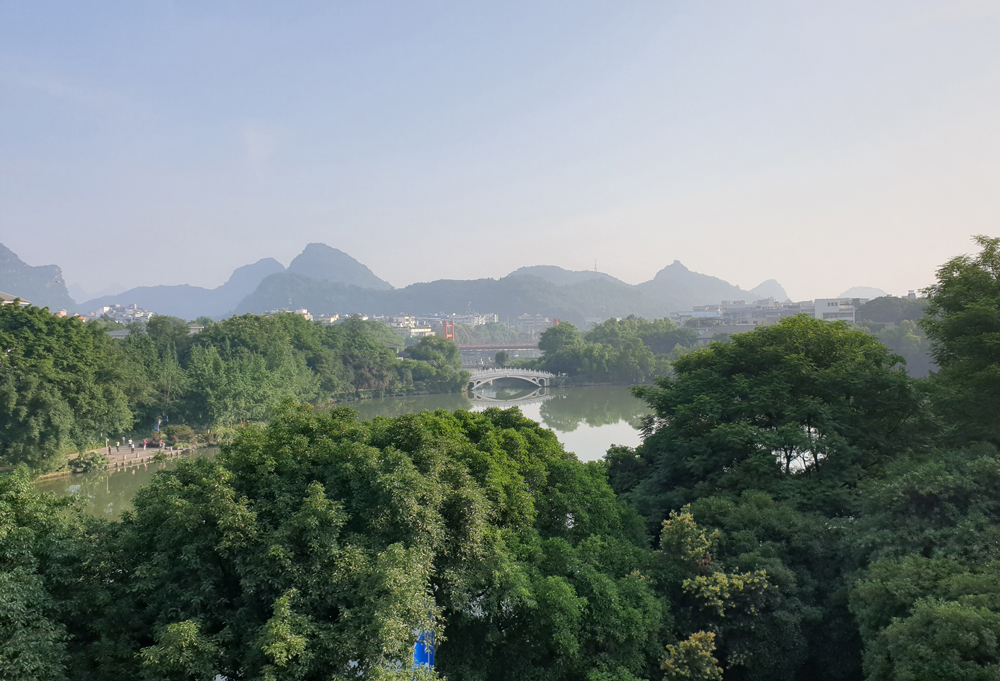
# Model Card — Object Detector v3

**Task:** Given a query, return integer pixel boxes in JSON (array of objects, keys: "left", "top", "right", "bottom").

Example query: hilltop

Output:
[{"left": 0, "top": 244, "right": 75, "bottom": 311}]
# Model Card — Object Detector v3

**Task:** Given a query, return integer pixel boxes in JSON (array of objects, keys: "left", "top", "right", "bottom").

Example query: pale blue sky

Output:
[{"left": 2, "top": 1, "right": 998, "bottom": 300}]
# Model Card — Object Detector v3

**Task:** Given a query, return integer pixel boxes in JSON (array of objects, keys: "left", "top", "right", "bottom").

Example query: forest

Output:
[
  {"left": 1, "top": 235, "right": 999, "bottom": 681},
  {"left": 530, "top": 295, "right": 934, "bottom": 385},
  {"left": 0, "top": 311, "right": 468, "bottom": 472}
]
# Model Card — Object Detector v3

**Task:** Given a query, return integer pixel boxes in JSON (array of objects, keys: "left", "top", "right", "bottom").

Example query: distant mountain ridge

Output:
[
  {"left": 287, "top": 243, "right": 392, "bottom": 290},
  {"left": 507, "top": 265, "right": 629, "bottom": 288},
  {"left": 78, "top": 244, "right": 393, "bottom": 319},
  {"left": 0, "top": 244, "right": 76, "bottom": 311},
  {"left": 839, "top": 286, "right": 890, "bottom": 299},
  {"left": 234, "top": 272, "right": 668, "bottom": 327},
  {"left": 80, "top": 258, "right": 286, "bottom": 320},
  {"left": 233, "top": 260, "right": 789, "bottom": 328},
  {"left": 36, "top": 242, "right": 791, "bottom": 326}
]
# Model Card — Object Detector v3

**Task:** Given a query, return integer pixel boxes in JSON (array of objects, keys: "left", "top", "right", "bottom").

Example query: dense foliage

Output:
[
  {"left": 0, "top": 305, "right": 131, "bottom": 471},
  {"left": 1, "top": 404, "right": 763, "bottom": 681},
  {"left": 0, "top": 311, "right": 467, "bottom": 471},
  {"left": 6, "top": 236, "right": 1000, "bottom": 680},
  {"left": 855, "top": 296, "right": 934, "bottom": 377},
  {"left": 921, "top": 234, "right": 1000, "bottom": 444},
  {"left": 537, "top": 317, "right": 698, "bottom": 384},
  {"left": 597, "top": 237, "right": 1000, "bottom": 679}
]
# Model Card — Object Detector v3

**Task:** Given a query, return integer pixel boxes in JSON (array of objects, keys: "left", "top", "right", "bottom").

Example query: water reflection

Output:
[
  {"left": 34, "top": 449, "right": 218, "bottom": 518},
  {"left": 353, "top": 383, "right": 648, "bottom": 461},
  {"left": 539, "top": 386, "right": 648, "bottom": 432},
  {"left": 468, "top": 385, "right": 553, "bottom": 409},
  {"left": 36, "top": 387, "right": 648, "bottom": 512}
]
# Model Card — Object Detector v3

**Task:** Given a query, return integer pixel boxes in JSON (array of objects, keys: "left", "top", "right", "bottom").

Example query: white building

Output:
[
  {"left": 0, "top": 291, "right": 31, "bottom": 307},
  {"left": 83, "top": 303, "right": 155, "bottom": 324},
  {"left": 813, "top": 298, "right": 867, "bottom": 325}
]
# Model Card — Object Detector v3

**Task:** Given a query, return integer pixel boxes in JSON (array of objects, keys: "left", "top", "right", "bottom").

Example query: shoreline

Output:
[{"left": 33, "top": 444, "right": 212, "bottom": 482}]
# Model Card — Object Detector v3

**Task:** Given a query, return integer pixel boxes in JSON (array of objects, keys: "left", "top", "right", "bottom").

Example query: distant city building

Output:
[
  {"left": 0, "top": 291, "right": 31, "bottom": 307},
  {"left": 813, "top": 298, "right": 867, "bottom": 325},
  {"left": 387, "top": 315, "right": 419, "bottom": 330},
  {"left": 449, "top": 313, "right": 499, "bottom": 326},
  {"left": 517, "top": 313, "right": 555, "bottom": 333},
  {"left": 187, "top": 323, "right": 204, "bottom": 335},
  {"left": 83, "top": 303, "right": 154, "bottom": 324},
  {"left": 672, "top": 296, "right": 869, "bottom": 345}
]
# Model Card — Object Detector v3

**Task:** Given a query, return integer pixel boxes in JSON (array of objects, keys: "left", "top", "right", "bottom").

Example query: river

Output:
[{"left": 35, "top": 384, "right": 649, "bottom": 517}]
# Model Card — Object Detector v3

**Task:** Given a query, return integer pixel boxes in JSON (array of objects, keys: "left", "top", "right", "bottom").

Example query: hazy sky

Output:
[{"left": 2, "top": 1, "right": 998, "bottom": 301}]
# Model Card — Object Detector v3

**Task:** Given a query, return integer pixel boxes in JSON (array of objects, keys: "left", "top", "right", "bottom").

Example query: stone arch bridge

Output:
[{"left": 467, "top": 368, "right": 555, "bottom": 391}]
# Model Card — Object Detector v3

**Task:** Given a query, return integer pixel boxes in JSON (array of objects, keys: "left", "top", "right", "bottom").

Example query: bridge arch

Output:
[{"left": 467, "top": 368, "right": 555, "bottom": 391}]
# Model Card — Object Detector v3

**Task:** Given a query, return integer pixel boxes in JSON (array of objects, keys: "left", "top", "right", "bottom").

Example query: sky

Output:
[{"left": 1, "top": 1, "right": 998, "bottom": 302}]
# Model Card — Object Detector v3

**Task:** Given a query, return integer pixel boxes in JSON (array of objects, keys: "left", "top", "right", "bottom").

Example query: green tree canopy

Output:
[
  {"left": 921, "top": 234, "right": 1000, "bottom": 443},
  {"left": 625, "top": 315, "right": 921, "bottom": 521},
  {"left": 404, "top": 335, "right": 461, "bottom": 369},
  {"left": 856, "top": 296, "right": 928, "bottom": 325},
  {"left": 73, "top": 404, "right": 667, "bottom": 681},
  {"left": 0, "top": 305, "right": 132, "bottom": 470},
  {"left": 538, "top": 323, "right": 583, "bottom": 355}
]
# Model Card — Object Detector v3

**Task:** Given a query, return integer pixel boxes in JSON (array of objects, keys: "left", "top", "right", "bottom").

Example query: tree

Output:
[
  {"left": 146, "top": 316, "right": 193, "bottom": 357},
  {"left": 538, "top": 323, "right": 583, "bottom": 355},
  {"left": 921, "top": 234, "right": 1000, "bottom": 443},
  {"left": 856, "top": 296, "right": 928, "bottom": 326},
  {"left": 494, "top": 350, "right": 510, "bottom": 367},
  {"left": 625, "top": 315, "right": 921, "bottom": 520},
  {"left": 849, "top": 444, "right": 1000, "bottom": 680},
  {"left": 75, "top": 404, "right": 668, "bottom": 681},
  {"left": 0, "top": 304, "right": 133, "bottom": 471},
  {"left": 0, "top": 467, "right": 84, "bottom": 681},
  {"left": 404, "top": 335, "right": 461, "bottom": 369}
]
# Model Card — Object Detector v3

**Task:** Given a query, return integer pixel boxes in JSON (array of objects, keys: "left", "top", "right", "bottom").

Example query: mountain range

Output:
[
  {"left": 76, "top": 243, "right": 392, "bottom": 319},
  {"left": 0, "top": 244, "right": 76, "bottom": 311},
  {"left": 1, "top": 242, "right": 793, "bottom": 327},
  {"left": 232, "top": 257, "right": 790, "bottom": 327}
]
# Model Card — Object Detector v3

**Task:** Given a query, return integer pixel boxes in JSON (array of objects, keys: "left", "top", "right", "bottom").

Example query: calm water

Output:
[
  {"left": 353, "top": 384, "right": 649, "bottom": 461},
  {"left": 36, "top": 385, "right": 649, "bottom": 515},
  {"left": 34, "top": 448, "right": 220, "bottom": 518}
]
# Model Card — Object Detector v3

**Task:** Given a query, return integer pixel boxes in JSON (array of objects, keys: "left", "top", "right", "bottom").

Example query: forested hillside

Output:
[{"left": 3, "top": 236, "right": 1000, "bottom": 681}]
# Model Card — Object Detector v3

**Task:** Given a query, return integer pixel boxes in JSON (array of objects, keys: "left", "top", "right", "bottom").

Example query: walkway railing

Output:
[{"left": 469, "top": 368, "right": 555, "bottom": 378}]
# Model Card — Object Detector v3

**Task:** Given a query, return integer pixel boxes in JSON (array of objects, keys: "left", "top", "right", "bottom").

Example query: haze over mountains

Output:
[
  {"left": 3, "top": 241, "right": 802, "bottom": 327},
  {"left": 0, "top": 244, "right": 75, "bottom": 311}
]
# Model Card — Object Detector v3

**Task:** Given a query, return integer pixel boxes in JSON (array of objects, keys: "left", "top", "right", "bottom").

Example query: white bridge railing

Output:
[
  {"left": 468, "top": 367, "right": 555, "bottom": 389},
  {"left": 469, "top": 368, "right": 554, "bottom": 378}
]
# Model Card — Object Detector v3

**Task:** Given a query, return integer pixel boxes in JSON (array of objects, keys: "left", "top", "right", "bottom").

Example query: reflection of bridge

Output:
[
  {"left": 469, "top": 386, "right": 553, "bottom": 410},
  {"left": 468, "top": 368, "right": 555, "bottom": 390}
]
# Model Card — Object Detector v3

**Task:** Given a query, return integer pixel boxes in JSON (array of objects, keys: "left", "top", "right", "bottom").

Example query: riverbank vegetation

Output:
[
  {"left": 3, "top": 236, "right": 1000, "bottom": 680},
  {"left": 0, "top": 310, "right": 468, "bottom": 472},
  {"left": 534, "top": 316, "right": 699, "bottom": 384}
]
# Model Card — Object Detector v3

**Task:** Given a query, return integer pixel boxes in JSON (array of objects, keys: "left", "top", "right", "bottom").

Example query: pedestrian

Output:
[
  {"left": 115, "top": 440, "right": 119, "bottom": 452},
  {"left": 143, "top": 438, "right": 147, "bottom": 451},
  {"left": 129, "top": 439, "right": 134, "bottom": 455}
]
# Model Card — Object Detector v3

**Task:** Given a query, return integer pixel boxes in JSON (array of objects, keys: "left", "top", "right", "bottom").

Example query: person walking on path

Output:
[
  {"left": 143, "top": 438, "right": 147, "bottom": 451},
  {"left": 115, "top": 439, "right": 119, "bottom": 452},
  {"left": 129, "top": 439, "right": 134, "bottom": 456}
]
